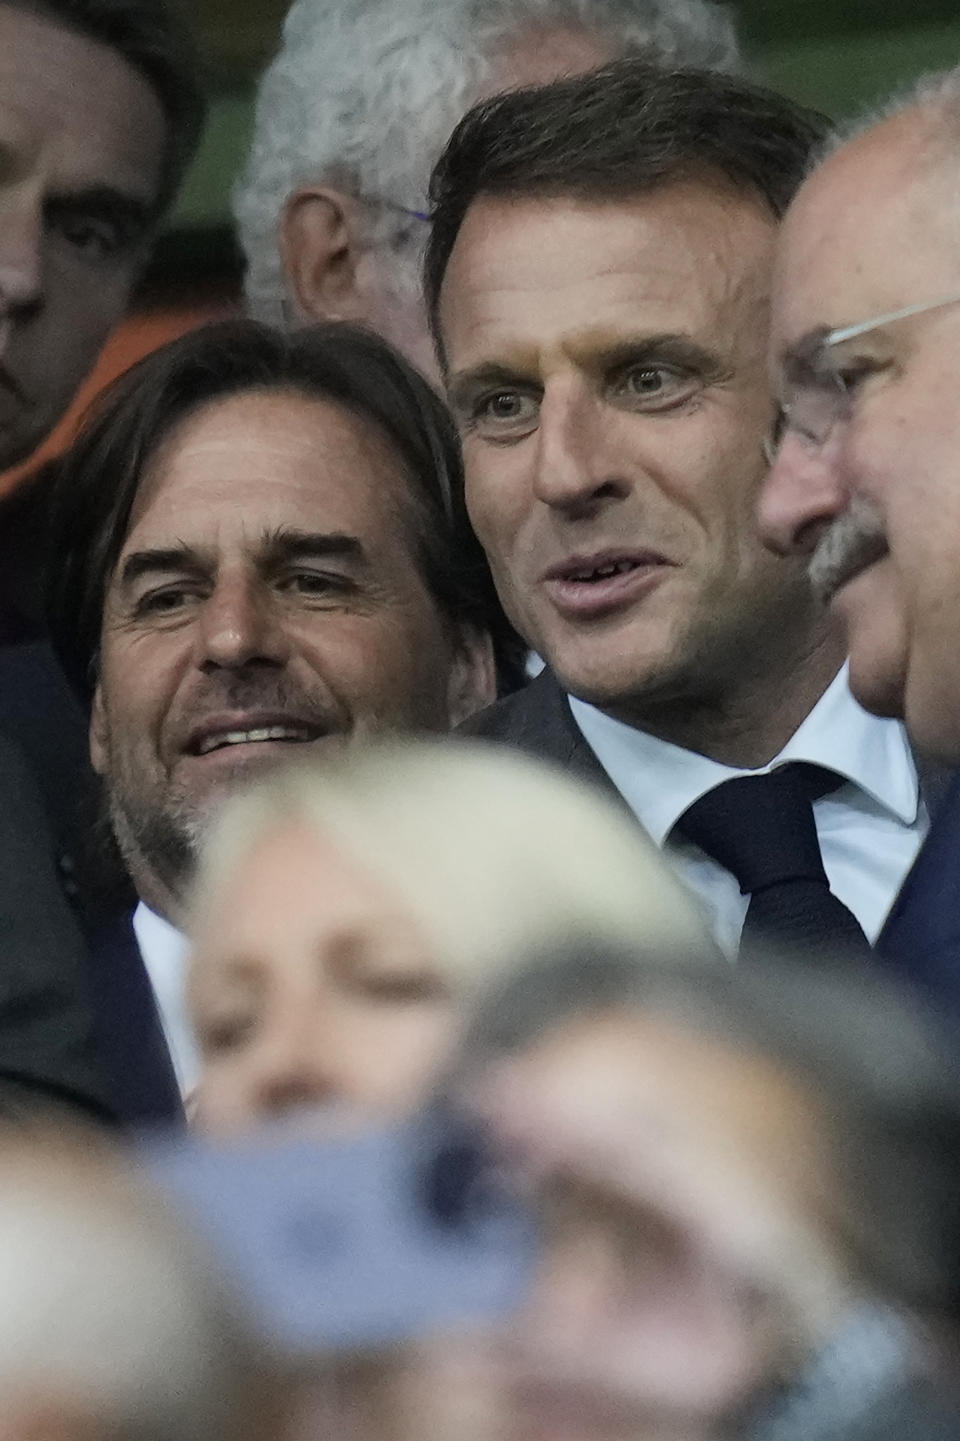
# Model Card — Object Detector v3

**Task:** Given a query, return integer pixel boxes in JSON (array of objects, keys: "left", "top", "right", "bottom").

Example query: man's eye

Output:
[
  {"left": 470, "top": 389, "right": 539, "bottom": 436},
  {"left": 135, "top": 586, "right": 196, "bottom": 617},
  {"left": 835, "top": 359, "right": 884, "bottom": 393},
  {"left": 625, "top": 366, "right": 668, "bottom": 394},
  {"left": 279, "top": 571, "right": 351, "bottom": 597},
  {"left": 614, "top": 364, "right": 696, "bottom": 407},
  {"left": 52, "top": 213, "right": 127, "bottom": 261}
]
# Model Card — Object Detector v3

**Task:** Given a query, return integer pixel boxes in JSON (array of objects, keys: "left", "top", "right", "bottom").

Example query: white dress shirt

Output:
[
  {"left": 570, "top": 664, "right": 927, "bottom": 957},
  {"left": 132, "top": 902, "right": 199, "bottom": 1100}
]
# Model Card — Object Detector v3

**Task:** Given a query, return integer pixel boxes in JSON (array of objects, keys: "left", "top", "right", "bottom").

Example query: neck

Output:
[
  {"left": 132, "top": 870, "right": 184, "bottom": 930},
  {"left": 604, "top": 622, "right": 846, "bottom": 770},
  {"left": 108, "top": 804, "right": 191, "bottom": 930}
]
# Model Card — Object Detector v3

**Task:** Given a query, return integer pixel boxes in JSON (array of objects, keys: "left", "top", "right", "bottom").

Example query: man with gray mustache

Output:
[{"left": 758, "top": 66, "right": 960, "bottom": 997}]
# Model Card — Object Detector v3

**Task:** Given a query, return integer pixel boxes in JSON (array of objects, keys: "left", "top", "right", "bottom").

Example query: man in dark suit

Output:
[
  {"left": 425, "top": 62, "right": 933, "bottom": 966},
  {"left": 43, "top": 318, "right": 505, "bottom": 1122},
  {"left": 0, "top": 0, "right": 206, "bottom": 1125},
  {"left": 757, "top": 70, "right": 960, "bottom": 997},
  {"left": 0, "top": 732, "right": 115, "bottom": 1122}
]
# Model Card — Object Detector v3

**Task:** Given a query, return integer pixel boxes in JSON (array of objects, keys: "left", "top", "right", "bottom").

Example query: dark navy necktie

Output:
[{"left": 675, "top": 762, "right": 872, "bottom": 963}]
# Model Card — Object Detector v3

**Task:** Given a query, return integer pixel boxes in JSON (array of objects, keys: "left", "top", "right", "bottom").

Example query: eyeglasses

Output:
[
  {"left": 362, "top": 194, "right": 430, "bottom": 225},
  {"left": 764, "top": 288, "right": 960, "bottom": 464}
]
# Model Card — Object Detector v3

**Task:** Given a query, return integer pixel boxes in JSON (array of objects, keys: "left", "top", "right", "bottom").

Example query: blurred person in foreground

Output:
[
  {"left": 426, "top": 61, "right": 948, "bottom": 968},
  {"left": 44, "top": 318, "right": 505, "bottom": 1126},
  {"left": 757, "top": 67, "right": 960, "bottom": 997},
  {"left": 0, "top": 1126, "right": 277, "bottom": 1441},
  {"left": 447, "top": 943, "right": 960, "bottom": 1441},
  {"left": 0, "top": 0, "right": 204, "bottom": 1127},
  {"left": 236, "top": 0, "right": 740, "bottom": 376},
  {"left": 186, "top": 739, "right": 716, "bottom": 1133}
]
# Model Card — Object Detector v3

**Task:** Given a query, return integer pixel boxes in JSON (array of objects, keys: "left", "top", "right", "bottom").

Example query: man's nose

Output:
[
  {"left": 0, "top": 183, "right": 44, "bottom": 323},
  {"left": 758, "top": 430, "right": 850, "bottom": 556},
  {"left": 532, "top": 378, "right": 628, "bottom": 513},
  {"left": 195, "top": 573, "right": 290, "bottom": 671}
]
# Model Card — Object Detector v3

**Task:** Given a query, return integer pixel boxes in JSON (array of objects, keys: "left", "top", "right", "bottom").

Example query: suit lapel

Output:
[
  {"left": 501, "top": 671, "right": 623, "bottom": 797},
  {"left": 88, "top": 911, "right": 184, "bottom": 1128}
]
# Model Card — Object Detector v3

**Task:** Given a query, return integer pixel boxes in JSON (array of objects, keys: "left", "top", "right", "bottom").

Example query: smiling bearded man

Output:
[{"left": 45, "top": 318, "right": 500, "bottom": 1124}]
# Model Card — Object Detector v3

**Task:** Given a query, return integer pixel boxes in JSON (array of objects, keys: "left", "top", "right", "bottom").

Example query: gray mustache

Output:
[{"left": 808, "top": 496, "right": 888, "bottom": 605}]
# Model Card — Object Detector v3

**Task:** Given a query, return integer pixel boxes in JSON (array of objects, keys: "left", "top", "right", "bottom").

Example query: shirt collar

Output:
[
  {"left": 569, "top": 663, "right": 919, "bottom": 847},
  {"left": 132, "top": 900, "right": 189, "bottom": 967}
]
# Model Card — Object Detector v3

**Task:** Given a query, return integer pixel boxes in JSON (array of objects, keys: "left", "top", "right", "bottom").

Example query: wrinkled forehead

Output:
[{"left": 771, "top": 111, "right": 960, "bottom": 371}]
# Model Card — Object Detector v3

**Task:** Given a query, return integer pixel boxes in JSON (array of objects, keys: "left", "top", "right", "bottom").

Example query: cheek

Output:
[
  {"left": 900, "top": 561, "right": 960, "bottom": 760},
  {"left": 835, "top": 561, "right": 909, "bottom": 717},
  {"left": 194, "top": 1059, "right": 250, "bottom": 1134},
  {"left": 464, "top": 449, "right": 528, "bottom": 543},
  {"left": 354, "top": 1005, "right": 459, "bottom": 1108}
]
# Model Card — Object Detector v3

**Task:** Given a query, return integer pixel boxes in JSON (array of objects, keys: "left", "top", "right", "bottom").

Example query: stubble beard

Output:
[{"left": 105, "top": 779, "right": 212, "bottom": 923}]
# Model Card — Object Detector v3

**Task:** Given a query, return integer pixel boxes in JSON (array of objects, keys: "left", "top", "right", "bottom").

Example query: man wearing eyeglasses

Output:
[
  {"left": 236, "top": 0, "right": 741, "bottom": 379},
  {"left": 758, "top": 72, "right": 960, "bottom": 994},
  {"left": 428, "top": 61, "right": 947, "bottom": 973}
]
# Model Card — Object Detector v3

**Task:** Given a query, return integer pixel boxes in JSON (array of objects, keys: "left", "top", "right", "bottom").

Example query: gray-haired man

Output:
[{"left": 235, "top": 0, "right": 739, "bottom": 375}]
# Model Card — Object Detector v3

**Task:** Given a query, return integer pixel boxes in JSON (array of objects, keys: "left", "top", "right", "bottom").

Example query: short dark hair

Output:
[
  {"left": 424, "top": 59, "right": 829, "bottom": 350},
  {"left": 8, "top": 0, "right": 206, "bottom": 218},
  {"left": 46, "top": 318, "right": 518, "bottom": 703}
]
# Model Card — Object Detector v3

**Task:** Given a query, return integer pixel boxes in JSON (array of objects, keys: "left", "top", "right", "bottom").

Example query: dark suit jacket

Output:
[
  {"left": 0, "top": 640, "right": 94, "bottom": 857},
  {"left": 461, "top": 669, "right": 618, "bottom": 794},
  {"left": 876, "top": 767, "right": 960, "bottom": 1004},
  {"left": 0, "top": 729, "right": 116, "bottom": 1123},
  {"left": 0, "top": 643, "right": 174, "bottom": 1126},
  {"left": 86, "top": 911, "right": 183, "bottom": 1129}
]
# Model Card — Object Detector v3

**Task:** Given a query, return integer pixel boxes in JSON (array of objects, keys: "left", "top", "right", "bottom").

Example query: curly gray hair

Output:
[{"left": 235, "top": 0, "right": 740, "bottom": 324}]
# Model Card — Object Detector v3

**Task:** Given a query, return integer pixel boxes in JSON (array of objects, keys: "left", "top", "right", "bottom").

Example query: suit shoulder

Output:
[{"left": 458, "top": 686, "right": 535, "bottom": 743}]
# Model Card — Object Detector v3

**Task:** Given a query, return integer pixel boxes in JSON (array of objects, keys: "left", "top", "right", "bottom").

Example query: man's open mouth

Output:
[
  {"left": 562, "top": 558, "right": 647, "bottom": 582},
  {"left": 544, "top": 549, "right": 671, "bottom": 585},
  {"left": 188, "top": 722, "right": 323, "bottom": 757},
  {"left": 540, "top": 550, "right": 673, "bottom": 616}
]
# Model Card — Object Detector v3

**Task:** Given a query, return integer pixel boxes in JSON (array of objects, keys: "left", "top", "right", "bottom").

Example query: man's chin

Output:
[{"left": 845, "top": 648, "right": 907, "bottom": 722}]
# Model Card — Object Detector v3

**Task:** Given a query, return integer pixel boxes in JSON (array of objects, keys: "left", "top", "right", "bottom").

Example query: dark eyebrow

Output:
[
  {"left": 257, "top": 528, "right": 367, "bottom": 569},
  {"left": 119, "top": 546, "right": 209, "bottom": 589},
  {"left": 46, "top": 186, "right": 155, "bottom": 240},
  {"left": 591, "top": 335, "right": 728, "bottom": 379},
  {"left": 119, "top": 532, "right": 368, "bottom": 590}
]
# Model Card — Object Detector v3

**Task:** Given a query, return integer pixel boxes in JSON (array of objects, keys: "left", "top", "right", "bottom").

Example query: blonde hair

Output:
[{"left": 188, "top": 739, "right": 715, "bottom": 992}]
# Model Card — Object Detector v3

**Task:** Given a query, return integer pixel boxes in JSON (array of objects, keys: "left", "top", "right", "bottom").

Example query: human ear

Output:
[
  {"left": 88, "top": 681, "right": 108, "bottom": 777},
  {"left": 445, "top": 624, "right": 497, "bottom": 727},
  {"left": 281, "top": 187, "right": 369, "bottom": 323}
]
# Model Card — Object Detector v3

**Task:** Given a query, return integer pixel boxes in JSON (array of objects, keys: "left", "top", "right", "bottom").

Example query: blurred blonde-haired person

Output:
[{"left": 186, "top": 739, "right": 715, "bottom": 1133}]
